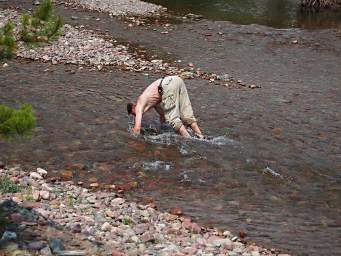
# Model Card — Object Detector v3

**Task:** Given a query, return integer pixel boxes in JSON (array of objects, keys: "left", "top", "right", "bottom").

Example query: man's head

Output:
[{"left": 127, "top": 103, "right": 136, "bottom": 116}]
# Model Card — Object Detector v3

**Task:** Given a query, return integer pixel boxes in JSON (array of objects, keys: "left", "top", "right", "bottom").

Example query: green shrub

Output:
[
  {"left": 20, "top": 0, "right": 64, "bottom": 44},
  {"left": 0, "top": 104, "right": 36, "bottom": 138},
  {"left": 0, "top": 176, "right": 21, "bottom": 193},
  {"left": 0, "top": 21, "right": 16, "bottom": 59}
]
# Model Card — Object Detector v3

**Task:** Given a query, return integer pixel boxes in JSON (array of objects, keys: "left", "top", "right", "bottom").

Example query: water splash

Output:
[
  {"left": 263, "top": 166, "right": 283, "bottom": 179},
  {"left": 142, "top": 161, "right": 172, "bottom": 172}
]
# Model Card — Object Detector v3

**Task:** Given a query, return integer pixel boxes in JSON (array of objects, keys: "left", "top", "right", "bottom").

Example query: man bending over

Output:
[{"left": 127, "top": 75, "right": 204, "bottom": 138}]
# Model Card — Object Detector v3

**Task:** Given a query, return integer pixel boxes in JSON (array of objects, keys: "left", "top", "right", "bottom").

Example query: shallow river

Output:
[
  {"left": 1, "top": 59, "right": 340, "bottom": 255},
  {"left": 146, "top": 0, "right": 341, "bottom": 28}
]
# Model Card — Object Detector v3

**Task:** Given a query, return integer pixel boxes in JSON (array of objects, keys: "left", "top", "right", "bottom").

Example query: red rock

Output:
[
  {"left": 9, "top": 213, "right": 24, "bottom": 223},
  {"left": 60, "top": 170, "right": 73, "bottom": 180},
  {"left": 170, "top": 207, "right": 183, "bottom": 216},
  {"left": 239, "top": 229, "right": 247, "bottom": 238},
  {"left": 10, "top": 177, "right": 19, "bottom": 183},
  {"left": 141, "top": 232, "right": 155, "bottom": 242},
  {"left": 190, "top": 222, "right": 201, "bottom": 234},
  {"left": 112, "top": 249, "right": 124, "bottom": 256}
]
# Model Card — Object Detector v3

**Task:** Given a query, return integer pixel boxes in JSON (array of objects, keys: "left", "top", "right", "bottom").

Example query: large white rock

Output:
[
  {"left": 40, "top": 191, "right": 50, "bottom": 200},
  {"left": 37, "top": 168, "right": 48, "bottom": 177},
  {"left": 30, "top": 172, "right": 43, "bottom": 180}
]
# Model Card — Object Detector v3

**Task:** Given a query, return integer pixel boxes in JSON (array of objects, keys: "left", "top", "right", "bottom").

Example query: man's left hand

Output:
[{"left": 132, "top": 127, "right": 140, "bottom": 135}]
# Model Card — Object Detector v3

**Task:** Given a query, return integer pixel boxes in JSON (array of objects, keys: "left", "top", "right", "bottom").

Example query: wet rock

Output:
[
  {"left": 71, "top": 223, "right": 82, "bottom": 233},
  {"left": 1, "top": 231, "right": 17, "bottom": 241},
  {"left": 60, "top": 170, "right": 73, "bottom": 180},
  {"left": 170, "top": 207, "right": 182, "bottom": 216},
  {"left": 9, "top": 213, "right": 24, "bottom": 223},
  {"left": 27, "top": 241, "right": 46, "bottom": 250},
  {"left": 40, "top": 246, "right": 53, "bottom": 256},
  {"left": 49, "top": 238, "right": 65, "bottom": 254}
]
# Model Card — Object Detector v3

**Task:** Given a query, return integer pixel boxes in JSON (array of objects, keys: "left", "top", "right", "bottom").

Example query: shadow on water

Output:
[{"left": 145, "top": 0, "right": 341, "bottom": 28}]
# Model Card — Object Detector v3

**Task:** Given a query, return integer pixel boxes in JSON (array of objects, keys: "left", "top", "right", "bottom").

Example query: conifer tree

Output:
[
  {"left": 20, "top": 0, "right": 64, "bottom": 43},
  {"left": 0, "top": 22, "right": 16, "bottom": 60}
]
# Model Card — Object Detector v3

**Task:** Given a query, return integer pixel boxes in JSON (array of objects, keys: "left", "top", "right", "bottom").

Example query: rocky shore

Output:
[
  {"left": 0, "top": 8, "right": 257, "bottom": 88},
  {"left": 61, "top": 0, "right": 164, "bottom": 17},
  {"left": 0, "top": 165, "right": 290, "bottom": 256}
]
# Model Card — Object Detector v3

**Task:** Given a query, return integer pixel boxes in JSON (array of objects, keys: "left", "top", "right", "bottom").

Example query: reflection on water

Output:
[{"left": 145, "top": 0, "right": 341, "bottom": 28}]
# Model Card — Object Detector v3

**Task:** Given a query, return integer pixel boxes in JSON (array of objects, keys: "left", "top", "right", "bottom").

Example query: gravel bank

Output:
[
  {"left": 1, "top": 9, "right": 254, "bottom": 88},
  {"left": 61, "top": 0, "right": 164, "bottom": 16},
  {"left": 0, "top": 165, "right": 289, "bottom": 256},
  {"left": 0, "top": 9, "right": 177, "bottom": 73}
]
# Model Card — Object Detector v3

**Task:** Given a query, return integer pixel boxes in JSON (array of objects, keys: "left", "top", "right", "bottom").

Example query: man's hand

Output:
[{"left": 132, "top": 127, "right": 140, "bottom": 135}]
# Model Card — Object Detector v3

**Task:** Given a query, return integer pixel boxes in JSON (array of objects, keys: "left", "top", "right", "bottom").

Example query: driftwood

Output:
[{"left": 301, "top": 0, "right": 341, "bottom": 9}]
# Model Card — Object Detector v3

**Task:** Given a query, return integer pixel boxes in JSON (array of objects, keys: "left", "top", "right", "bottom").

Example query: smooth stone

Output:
[
  {"left": 111, "top": 197, "right": 125, "bottom": 207},
  {"left": 30, "top": 172, "right": 43, "bottom": 180},
  {"left": 27, "top": 241, "right": 46, "bottom": 250},
  {"left": 37, "top": 168, "right": 48, "bottom": 177},
  {"left": 40, "top": 246, "right": 53, "bottom": 256},
  {"left": 49, "top": 238, "right": 65, "bottom": 253},
  {"left": 1, "top": 231, "right": 17, "bottom": 241},
  {"left": 40, "top": 191, "right": 50, "bottom": 200},
  {"left": 101, "top": 222, "right": 111, "bottom": 231},
  {"left": 71, "top": 223, "right": 82, "bottom": 233},
  {"left": 41, "top": 183, "right": 53, "bottom": 192}
]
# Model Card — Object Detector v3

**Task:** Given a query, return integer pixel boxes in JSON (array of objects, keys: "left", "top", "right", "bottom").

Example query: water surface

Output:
[
  {"left": 145, "top": 0, "right": 341, "bottom": 28},
  {"left": 1, "top": 60, "right": 340, "bottom": 255}
]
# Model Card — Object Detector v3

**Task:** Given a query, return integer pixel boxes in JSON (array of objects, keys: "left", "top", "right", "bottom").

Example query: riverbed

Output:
[{"left": 0, "top": 1, "right": 340, "bottom": 255}]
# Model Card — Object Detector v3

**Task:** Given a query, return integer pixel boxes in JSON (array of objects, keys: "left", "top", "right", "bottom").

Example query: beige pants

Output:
[{"left": 160, "top": 76, "right": 197, "bottom": 130}]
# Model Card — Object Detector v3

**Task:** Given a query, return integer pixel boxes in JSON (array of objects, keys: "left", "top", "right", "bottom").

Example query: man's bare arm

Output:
[{"left": 133, "top": 104, "right": 143, "bottom": 134}]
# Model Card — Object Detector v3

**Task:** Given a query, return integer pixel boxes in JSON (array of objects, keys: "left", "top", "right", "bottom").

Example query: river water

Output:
[
  {"left": 146, "top": 0, "right": 341, "bottom": 28},
  {"left": 1, "top": 60, "right": 340, "bottom": 255}
]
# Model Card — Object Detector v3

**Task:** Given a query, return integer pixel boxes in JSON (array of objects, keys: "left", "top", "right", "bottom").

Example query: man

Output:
[{"left": 127, "top": 75, "right": 204, "bottom": 138}]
